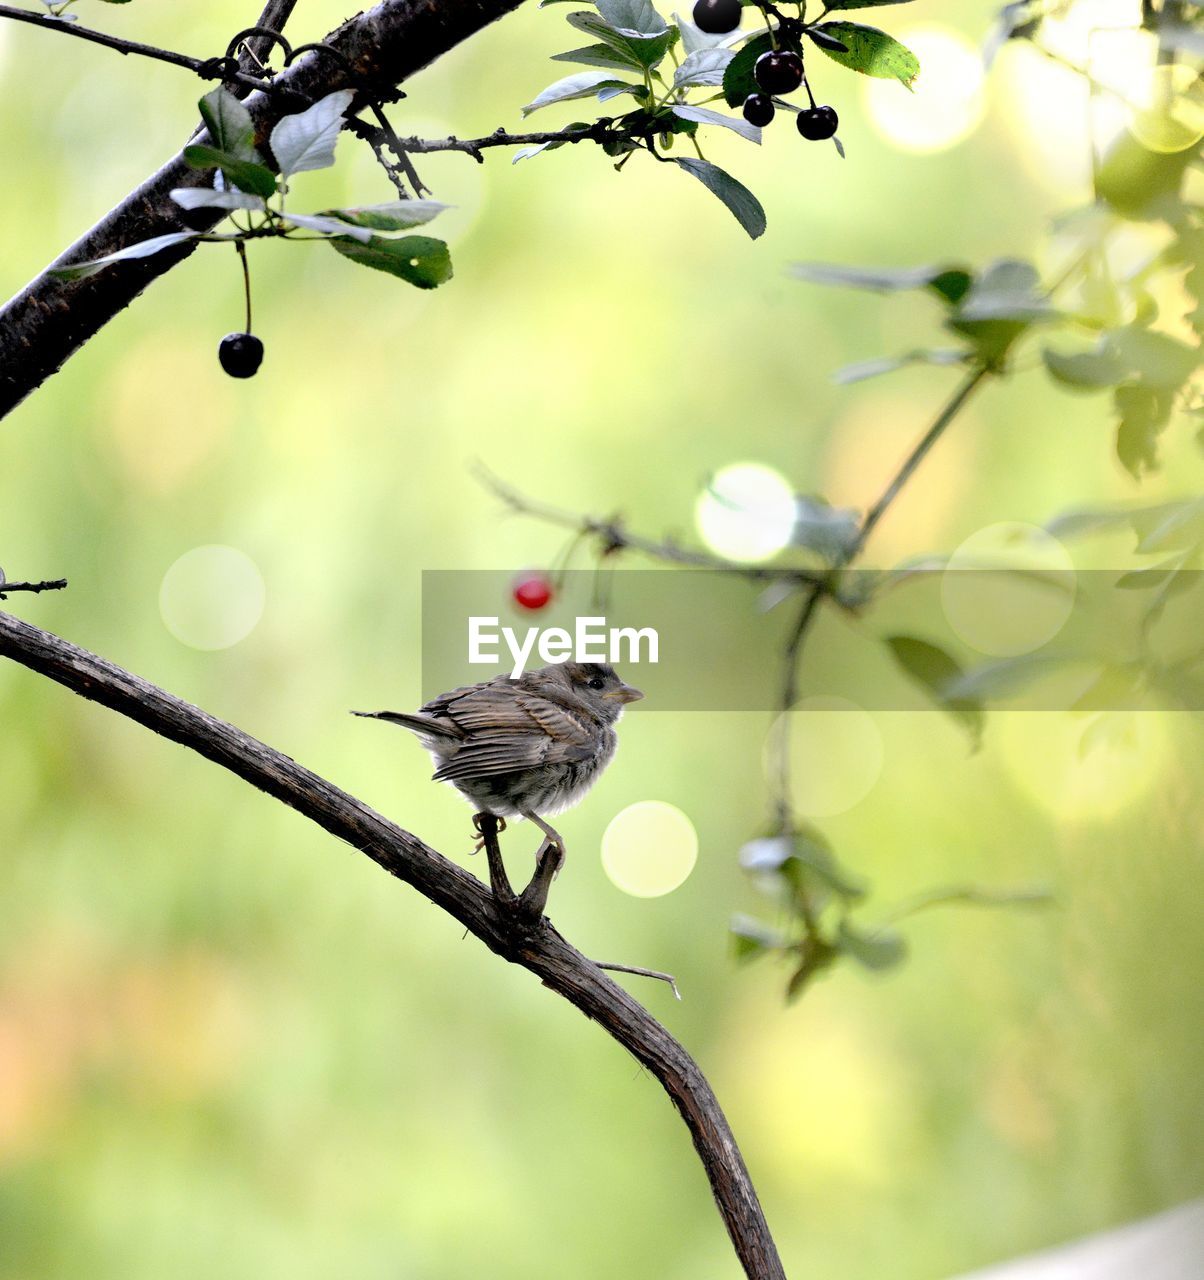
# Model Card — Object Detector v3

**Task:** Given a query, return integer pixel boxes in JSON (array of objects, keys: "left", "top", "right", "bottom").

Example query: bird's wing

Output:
[{"left": 431, "top": 689, "right": 595, "bottom": 782}]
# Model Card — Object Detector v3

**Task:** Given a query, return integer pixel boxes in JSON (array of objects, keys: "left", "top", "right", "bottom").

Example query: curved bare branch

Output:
[{"left": 0, "top": 607, "right": 787, "bottom": 1280}]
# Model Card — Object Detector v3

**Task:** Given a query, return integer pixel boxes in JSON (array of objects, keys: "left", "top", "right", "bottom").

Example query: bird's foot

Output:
[
  {"left": 471, "top": 812, "right": 506, "bottom": 854},
  {"left": 533, "top": 835, "right": 565, "bottom": 878}
]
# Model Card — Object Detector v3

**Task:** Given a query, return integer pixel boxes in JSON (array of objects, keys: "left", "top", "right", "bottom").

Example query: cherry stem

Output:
[
  {"left": 235, "top": 239, "right": 253, "bottom": 335},
  {"left": 801, "top": 67, "right": 817, "bottom": 110}
]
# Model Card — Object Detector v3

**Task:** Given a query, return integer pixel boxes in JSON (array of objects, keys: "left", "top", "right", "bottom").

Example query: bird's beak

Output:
[{"left": 605, "top": 683, "right": 644, "bottom": 704}]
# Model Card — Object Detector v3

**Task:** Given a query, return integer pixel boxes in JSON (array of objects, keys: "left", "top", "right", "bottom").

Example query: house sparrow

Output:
[{"left": 353, "top": 662, "right": 643, "bottom": 867}]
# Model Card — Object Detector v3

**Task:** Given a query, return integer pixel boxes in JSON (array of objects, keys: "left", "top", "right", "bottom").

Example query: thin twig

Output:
[
  {"left": 0, "top": 609, "right": 786, "bottom": 1279},
  {"left": 397, "top": 123, "right": 617, "bottom": 159},
  {"left": 853, "top": 364, "right": 991, "bottom": 557},
  {"left": 0, "top": 4, "right": 273, "bottom": 98},
  {"left": 239, "top": 0, "right": 301, "bottom": 79},
  {"left": 595, "top": 962, "right": 682, "bottom": 1000},
  {"left": 0, "top": 577, "right": 68, "bottom": 599},
  {"left": 478, "top": 464, "right": 825, "bottom": 587},
  {"left": 771, "top": 363, "right": 993, "bottom": 824}
]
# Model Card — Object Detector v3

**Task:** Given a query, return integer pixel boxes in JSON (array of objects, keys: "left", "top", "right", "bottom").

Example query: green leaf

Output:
[
  {"left": 944, "top": 655, "right": 1075, "bottom": 703},
  {"left": 730, "top": 914, "right": 785, "bottom": 962},
  {"left": 739, "top": 831, "right": 865, "bottom": 900},
  {"left": 674, "top": 6, "right": 741, "bottom": 54},
  {"left": 791, "top": 260, "right": 971, "bottom": 299},
  {"left": 793, "top": 496, "right": 860, "bottom": 561},
  {"left": 1130, "top": 499, "right": 1204, "bottom": 554},
  {"left": 1042, "top": 344, "right": 1127, "bottom": 391},
  {"left": 806, "top": 27, "right": 850, "bottom": 53},
  {"left": 1045, "top": 500, "right": 1204, "bottom": 549},
  {"left": 552, "top": 42, "right": 645, "bottom": 71},
  {"left": 739, "top": 835, "right": 796, "bottom": 874},
  {"left": 512, "top": 123, "right": 593, "bottom": 162},
  {"left": 722, "top": 31, "right": 773, "bottom": 107},
  {"left": 1096, "top": 129, "right": 1194, "bottom": 220},
  {"left": 674, "top": 47, "right": 735, "bottom": 87},
  {"left": 320, "top": 200, "right": 451, "bottom": 231},
  {"left": 833, "top": 347, "right": 968, "bottom": 384},
  {"left": 284, "top": 212, "right": 373, "bottom": 242},
  {"left": 170, "top": 187, "right": 265, "bottom": 213},
  {"left": 671, "top": 102, "right": 761, "bottom": 142},
  {"left": 1044, "top": 507, "right": 1138, "bottom": 540},
  {"left": 812, "top": 22, "right": 920, "bottom": 88},
  {"left": 183, "top": 144, "right": 278, "bottom": 198},
  {"left": 885, "top": 635, "right": 984, "bottom": 745},
  {"left": 523, "top": 70, "right": 640, "bottom": 114},
  {"left": 566, "top": 10, "right": 674, "bottom": 69},
  {"left": 928, "top": 269, "right": 973, "bottom": 305},
  {"left": 269, "top": 89, "right": 354, "bottom": 177},
  {"left": 823, "top": 0, "right": 915, "bottom": 7},
  {"left": 836, "top": 921, "right": 908, "bottom": 971},
  {"left": 1114, "top": 381, "right": 1173, "bottom": 478},
  {"left": 329, "top": 235, "right": 453, "bottom": 289},
  {"left": 1108, "top": 327, "right": 1200, "bottom": 391},
  {"left": 1115, "top": 554, "right": 1191, "bottom": 591},
  {"left": 673, "top": 157, "right": 766, "bottom": 239},
  {"left": 790, "top": 831, "right": 866, "bottom": 900},
  {"left": 947, "top": 259, "right": 1054, "bottom": 362},
  {"left": 952, "top": 260, "right": 1050, "bottom": 322},
  {"left": 742, "top": 831, "right": 867, "bottom": 901},
  {"left": 597, "top": 0, "right": 668, "bottom": 35},
  {"left": 49, "top": 231, "right": 199, "bottom": 281},
  {"left": 198, "top": 86, "right": 258, "bottom": 163}
]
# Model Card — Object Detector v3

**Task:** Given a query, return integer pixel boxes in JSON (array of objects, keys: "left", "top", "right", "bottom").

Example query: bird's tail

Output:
[{"left": 350, "top": 709, "right": 461, "bottom": 741}]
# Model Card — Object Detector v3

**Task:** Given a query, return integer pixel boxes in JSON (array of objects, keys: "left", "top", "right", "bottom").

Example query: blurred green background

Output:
[{"left": 1, "top": 1, "right": 1202, "bottom": 1277}]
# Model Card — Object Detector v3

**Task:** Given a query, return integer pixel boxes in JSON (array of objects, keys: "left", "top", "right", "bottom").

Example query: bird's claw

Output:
[
  {"left": 534, "top": 836, "right": 565, "bottom": 878},
  {"left": 471, "top": 813, "right": 506, "bottom": 854}
]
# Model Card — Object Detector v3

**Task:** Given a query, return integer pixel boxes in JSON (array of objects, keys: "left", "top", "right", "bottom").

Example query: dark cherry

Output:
[
  {"left": 218, "top": 332, "right": 264, "bottom": 378},
  {"left": 797, "top": 104, "right": 839, "bottom": 140},
  {"left": 754, "top": 50, "right": 804, "bottom": 95},
  {"left": 742, "top": 93, "right": 775, "bottom": 128},
  {"left": 692, "top": 0, "right": 741, "bottom": 34}
]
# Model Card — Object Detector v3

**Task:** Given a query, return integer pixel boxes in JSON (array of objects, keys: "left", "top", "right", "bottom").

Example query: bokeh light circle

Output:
[
  {"left": 768, "top": 696, "right": 885, "bottom": 818},
  {"left": 159, "top": 546, "right": 266, "bottom": 651},
  {"left": 694, "top": 462, "right": 796, "bottom": 564},
  {"left": 864, "top": 27, "right": 985, "bottom": 154},
  {"left": 998, "top": 710, "right": 1169, "bottom": 821},
  {"left": 1129, "top": 63, "right": 1204, "bottom": 154},
  {"left": 601, "top": 801, "right": 698, "bottom": 897},
  {"left": 942, "top": 523, "right": 1076, "bottom": 658}
]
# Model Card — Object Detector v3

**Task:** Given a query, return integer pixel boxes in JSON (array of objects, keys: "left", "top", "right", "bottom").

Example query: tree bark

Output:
[
  {"left": 0, "top": 0, "right": 526, "bottom": 419},
  {"left": 0, "top": 607, "right": 788, "bottom": 1279}
]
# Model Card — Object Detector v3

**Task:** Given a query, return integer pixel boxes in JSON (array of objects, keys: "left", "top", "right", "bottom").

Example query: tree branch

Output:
[
  {"left": 239, "top": 0, "right": 302, "bottom": 79},
  {"left": 770, "top": 361, "right": 992, "bottom": 823},
  {"left": 479, "top": 464, "right": 825, "bottom": 587},
  {"left": 0, "top": 0, "right": 529, "bottom": 420},
  {"left": 0, "top": 5, "right": 273, "bottom": 96},
  {"left": 0, "top": 577, "right": 67, "bottom": 598},
  {"left": 0, "top": 607, "right": 786, "bottom": 1280}
]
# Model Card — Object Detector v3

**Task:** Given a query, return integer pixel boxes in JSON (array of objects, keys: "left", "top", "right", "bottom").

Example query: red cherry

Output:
[{"left": 512, "top": 573, "right": 554, "bottom": 611}]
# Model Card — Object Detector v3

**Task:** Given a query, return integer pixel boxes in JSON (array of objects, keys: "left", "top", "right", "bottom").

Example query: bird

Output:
[{"left": 352, "top": 661, "right": 643, "bottom": 869}]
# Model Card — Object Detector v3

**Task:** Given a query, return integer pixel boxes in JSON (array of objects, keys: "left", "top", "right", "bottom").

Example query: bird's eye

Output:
[{"left": 588, "top": 677, "right": 606, "bottom": 690}]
